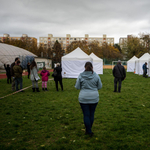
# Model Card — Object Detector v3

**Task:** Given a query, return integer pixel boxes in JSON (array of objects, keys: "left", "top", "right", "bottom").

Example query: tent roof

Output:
[
  {"left": 62, "top": 47, "right": 92, "bottom": 60},
  {"left": 139, "top": 53, "right": 150, "bottom": 60},
  {"left": 89, "top": 53, "right": 103, "bottom": 61},
  {"left": 128, "top": 56, "right": 138, "bottom": 62}
]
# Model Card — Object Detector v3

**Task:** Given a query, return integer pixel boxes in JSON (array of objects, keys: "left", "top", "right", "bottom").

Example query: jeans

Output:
[
  {"left": 114, "top": 77, "right": 122, "bottom": 92},
  {"left": 15, "top": 77, "right": 23, "bottom": 91},
  {"left": 80, "top": 103, "right": 98, "bottom": 134}
]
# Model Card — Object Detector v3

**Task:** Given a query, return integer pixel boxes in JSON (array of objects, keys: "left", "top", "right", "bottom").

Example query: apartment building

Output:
[
  {"left": 39, "top": 34, "right": 114, "bottom": 51},
  {"left": 0, "top": 34, "right": 37, "bottom": 45}
]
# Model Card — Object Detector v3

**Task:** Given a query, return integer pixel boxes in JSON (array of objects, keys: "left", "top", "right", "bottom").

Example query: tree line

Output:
[
  {"left": 1, "top": 32, "right": 150, "bottom": 62},
  {"left": 122, "top": 33, "right": 150, "bottom": 59}
]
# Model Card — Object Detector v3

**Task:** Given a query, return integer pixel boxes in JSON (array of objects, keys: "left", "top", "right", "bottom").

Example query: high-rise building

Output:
[{"left": 39, "top": 34, "right": 114, "bottom": 51}]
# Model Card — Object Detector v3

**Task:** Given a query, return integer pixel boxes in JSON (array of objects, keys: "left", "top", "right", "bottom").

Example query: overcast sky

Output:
[{"left": 0, "top": 0, "right": 150, "bottom": 43}]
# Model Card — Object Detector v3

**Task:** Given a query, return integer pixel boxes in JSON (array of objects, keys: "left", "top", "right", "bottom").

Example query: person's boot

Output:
[
  {"left": 118, "top": 87, "right": 121, "bottom": 93},
  {"left": 42, "top": 88, "right": 45, "bottom": 91},
  {"left": 45, "top": 88, "right": 48, "bottom": 91},
  {"left": 36, "top": 88, "right": 40, "bottom": 92},
  {"left": 32, "top": 88, "right": 35, "bottom": 92}
]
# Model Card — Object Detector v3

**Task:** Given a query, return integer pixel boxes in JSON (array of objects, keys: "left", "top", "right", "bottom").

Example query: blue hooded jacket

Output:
[{"left": 75, "top": 71, "right": 102, "bottom": 104}]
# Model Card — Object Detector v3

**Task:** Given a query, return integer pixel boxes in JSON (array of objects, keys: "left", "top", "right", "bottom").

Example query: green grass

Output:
[{"left": 0, "top": 70, "right": 150, "bottom": 150}]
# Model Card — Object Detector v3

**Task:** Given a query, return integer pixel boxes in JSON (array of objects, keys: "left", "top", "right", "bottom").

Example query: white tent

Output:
[
  {"left": 148, "top": 58, "right": 150, "bottom": 77},
  {"left": 127, "top": 56, "right": 138, "bottom": 72},
  {"left": 135, "top": 53, "right": 150, "bottom": 75},
  {"left": 89, "top": 53, "right": 103, "bottom": 74},
  {"left": 61, "top": 47, "right": 93, "bottom": 78}
]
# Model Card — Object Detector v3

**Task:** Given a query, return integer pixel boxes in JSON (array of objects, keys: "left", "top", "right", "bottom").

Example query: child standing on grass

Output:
[{"left": 40, "top": 67, "right": 50, "bottom": 91}]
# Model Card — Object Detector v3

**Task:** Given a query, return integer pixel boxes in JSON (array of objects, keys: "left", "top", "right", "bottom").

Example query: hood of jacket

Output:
[
  {"left": 80, "top": 71, "right": 96, "bottom": 80},
  {"left": 41, "top": 70, "right": 48, "bottom": 73}
]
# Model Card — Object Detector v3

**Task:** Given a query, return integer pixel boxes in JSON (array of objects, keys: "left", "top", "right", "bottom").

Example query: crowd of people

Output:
[{"left": 3, "top": 57, "right": 64, "bottom": 92}]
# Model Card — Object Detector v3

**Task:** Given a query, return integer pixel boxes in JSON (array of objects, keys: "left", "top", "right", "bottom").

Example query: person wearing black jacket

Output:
[
  {"left": 27, "top": 62, "right": 30, "bottom": 79},
  {"left": 4, "top": 64, "right": 12, "bottom": 84},
  {"left": 53, "top": 63, "right": 63, "bottom": 91},
  {"left": 113, "top": 60, "right": 126, "bottom": 93}
]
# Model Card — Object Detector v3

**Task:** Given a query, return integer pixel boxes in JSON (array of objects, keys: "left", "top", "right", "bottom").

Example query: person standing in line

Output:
[
  {"left": 53, "top": 63, "right": 63, "bottom": 91},
  {"left": 4, "top": 64, "right": 12, "bottom": 84},
  {"left": 27, "top": 62, "right": 31, "bottom": 79},
  {"left": 10, "top": 57, "right": 20, "bottom": 91},
  {"left": 13, "top": 60, "right": 23, "bottom": 92},
  {"left": 30, "top": 60, "right": 40, "bottom": 92},
  {"left": 40, "top": 66, "right": 50, "bottom": 91},
  {"left": 75, "top": 62, "right": 102, "bottom": 137},
  {"left": 142, "top": 62, "right": 148, "bottom": 78},
  {"left": 113, "top": 60, "right": 126, "bottom": 93}
]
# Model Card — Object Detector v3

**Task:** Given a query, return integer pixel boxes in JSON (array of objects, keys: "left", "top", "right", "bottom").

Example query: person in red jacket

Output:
[{"left": 40, "top": 67, "right": 50, "bottom": 91}]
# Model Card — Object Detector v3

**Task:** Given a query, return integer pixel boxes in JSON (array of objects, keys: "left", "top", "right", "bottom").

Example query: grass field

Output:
[{"left": 0, "top": 69, "right": 150, "bottom": 150}]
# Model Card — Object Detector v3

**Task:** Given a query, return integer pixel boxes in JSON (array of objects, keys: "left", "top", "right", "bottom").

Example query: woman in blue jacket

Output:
[{"left": 75, "top": 62, "right": 102, "bottom": 136}]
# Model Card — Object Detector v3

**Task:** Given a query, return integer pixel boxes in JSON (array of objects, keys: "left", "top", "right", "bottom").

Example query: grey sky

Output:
[{"left": 0, "top": 0, "right": 150, "bottom": 43}]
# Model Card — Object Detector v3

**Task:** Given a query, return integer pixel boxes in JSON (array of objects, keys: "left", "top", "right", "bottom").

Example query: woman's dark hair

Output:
[
  {"left": 30, "top": 60, "right": 37, "bottom": 70},
  {"left": 85, "top": 62, "right": 93, "bottom": 73},
  {"left": 15, "top": 57, "right": 19, "bottom": 62}
]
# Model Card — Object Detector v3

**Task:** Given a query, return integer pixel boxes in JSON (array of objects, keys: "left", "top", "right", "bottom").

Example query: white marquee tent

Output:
[
  {"left": 148, "top": 59, "right": 150, "bottom": 77},
  {"left": 0, "top": 43, "right": 36, "bottom": 69},
  {"left": 89, "top": 53, "right": 103, "bottom": 74},
  {"left": 61, "top": 47, "right": 93, "bottom": 78},
  {"left": 127, "top": 56, "right": 138, "bottom": 72},
  {"left": 135, "top": 53, "right": 150, "bottom": 75}
]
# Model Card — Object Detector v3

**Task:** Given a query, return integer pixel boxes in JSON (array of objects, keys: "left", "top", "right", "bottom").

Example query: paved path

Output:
[{"left": 0, "top": 69, "right": 53, "bottom": 79}]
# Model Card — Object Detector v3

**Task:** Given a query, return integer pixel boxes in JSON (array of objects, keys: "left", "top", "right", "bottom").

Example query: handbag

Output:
[
  {"left": 52, "top": 70, "right": 57, "bottom": 77},
  {"left": 117, "top": 65, "right": 125, "bottom": 81}
]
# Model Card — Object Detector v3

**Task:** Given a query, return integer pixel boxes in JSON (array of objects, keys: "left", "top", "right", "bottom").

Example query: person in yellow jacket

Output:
[{"left": 13, "top": 60, "right": 23, "bottom": 92}]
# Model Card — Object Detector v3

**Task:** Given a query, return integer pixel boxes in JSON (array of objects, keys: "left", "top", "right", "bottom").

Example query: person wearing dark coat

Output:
[
  {"left": 53, "top": 63, "right": 63, "bottom": 91},
  {"left": 10, "top": 57, "right": 20, "bottom": 91},
  {"left": 4, "top": 64, "right": 12, "bottom": 84},
  {"left": 27, "top": 62, "right": 30, "bottom": 79},
  {"left": 113, "top": 60, "right": 126, "bottom": 93},
  {"left": 13, "top": 60, "right": 23, "bottom": 91},
  {"left": 142, "top": 62, "right": 148, "bottom": 78}
]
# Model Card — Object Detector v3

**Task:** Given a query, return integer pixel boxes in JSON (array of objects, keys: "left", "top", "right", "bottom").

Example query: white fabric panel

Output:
[
  {"left": 93, "top": 62, "right": 103, "bottom": 74},
  {"left": 127, "top": 62, "right": 135, "bottom": 72},
  {"left": 62, "top": 60, "right": 92, "bottom": 78},
  {"left": 89, "top": 53, "right": 103, "bottom": 74},
  {"left": 61, "top": 47, "right": 93, "bottom": 78},
  {"left": 148, "top": 59, "right": 150, "bottom": 77},
  {"left": 127, "top": 56, "right": 138, "bottom": 72},
  {"left": 135, "top": 60, "right": 139, "bottom": 74}
]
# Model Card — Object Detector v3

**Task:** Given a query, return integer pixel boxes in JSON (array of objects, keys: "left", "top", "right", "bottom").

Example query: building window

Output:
[
  {"left": 70, "top": 38, "right": 73, "bottom": 40},
  {"left": 74, "top": 38, "right": 76, "bottom": 40},
  {"left": 59, "top": 38, "right": 61, "bottom": 40}
]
